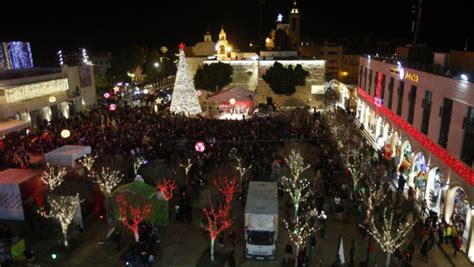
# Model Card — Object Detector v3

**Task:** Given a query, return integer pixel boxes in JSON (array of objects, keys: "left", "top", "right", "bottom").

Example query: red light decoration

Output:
[
  {"left": 178, "top": 42, "right": 186, "bottom": 51},
  {"left": 213, "top": 176, "right": 239, "bottom": 206},
  {"left": 374, "top": 72, "right": 383, "bottom": 108},
  {"left": 109, "top": 104, "right": 117, "bottom": 111},
  {"left": 201, "top": 195, "right": 231, "bottom": 241},
  {"left": 104, "top": 92, "right": 111, "bottom": 99},
  {"left": 156, "top": 178, "right": 177, "bottom": 201},
  {"left": 358, "top": 87, "right": 474, "bottom": 185},
  {"left": 195, "top": 142, "right": 206, "bottom": 152},
  {"left": 116, "top": 194, "right": 153, "bottom": 242},
  {"left": 196, "top": 90, "right": 202, "bottom": 97}
]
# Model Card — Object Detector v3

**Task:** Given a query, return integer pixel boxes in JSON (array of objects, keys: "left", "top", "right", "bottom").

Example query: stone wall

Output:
[{"left": 188, "top": 58, "right": 325, "bottom": 107}]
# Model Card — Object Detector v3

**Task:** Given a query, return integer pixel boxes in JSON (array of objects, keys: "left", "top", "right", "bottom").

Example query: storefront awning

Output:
[{"left": 0, "top": 120, "right": 30, "bottom": 135}]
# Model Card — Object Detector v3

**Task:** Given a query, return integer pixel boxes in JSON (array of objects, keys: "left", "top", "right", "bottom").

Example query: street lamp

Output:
[
  {"left": 153, "top": 62, "right": 160, "bottom": 88},
  {"left": 154, "top": 62, "right": 159, "bottom": 68}
]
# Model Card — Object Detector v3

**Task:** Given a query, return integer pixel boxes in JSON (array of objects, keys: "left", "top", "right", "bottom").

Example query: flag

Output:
[{"left": 337, "top": 235, "right": 345, "bottom": 265}]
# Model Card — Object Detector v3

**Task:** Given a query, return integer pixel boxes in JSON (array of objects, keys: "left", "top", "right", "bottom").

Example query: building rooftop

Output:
[{"left": 363, "top": 54, "right": 473, "bottom": 83}]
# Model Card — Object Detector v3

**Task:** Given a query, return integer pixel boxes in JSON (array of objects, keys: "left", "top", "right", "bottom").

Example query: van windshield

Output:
[{"left": 247, "top": 231, "right": 275, "bottom": 245}]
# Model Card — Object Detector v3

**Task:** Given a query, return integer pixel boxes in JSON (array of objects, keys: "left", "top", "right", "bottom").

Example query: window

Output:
[
  {"left": 368, "top": 70, "right": 373, "bottom": 96},
  {"left": 374, "top": 72, "right": 378, "bottom": 97},
  {"left": 396, "top": 81, "right": 405, "bottom": 116},
  {"left": 438, "top": 98, "right": 453, "bottom": 148},
  {"left": 381, "top": 74, "right": 386, "bottom": 100},
  {"left": 363, "top": 68, "right": 367, "bottom": 92},
  {"left": 359, "top": 66, "right": 363, "bottom": 88},
  {"left": 407, "top": 85, "right": 417, "bottom": 124},
  {"left": 388, "top": 77, "right": 394, "bottom": 109},
  {"left": 461, "top": 107, "right": 474, "bottom": 166},
  {"left": 421, "top": 90, "right": 432, "bottom": 134}
]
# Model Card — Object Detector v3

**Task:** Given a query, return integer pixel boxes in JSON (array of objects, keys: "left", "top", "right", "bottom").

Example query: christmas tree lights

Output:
[
  {"left": 41, "top": 163, "right": 67, "bottom": 191},
  {"left": 116, "top": 193, "right": 153, "bottom": 242},
  {"left": 156, "top": 178, "right": 177, "bottom": 201},
  {"left": 169, "top": 43, "right": 202, "bottom": 116},
  {"left": 39, "top": 194, "right": 80, "bottom": 247}
]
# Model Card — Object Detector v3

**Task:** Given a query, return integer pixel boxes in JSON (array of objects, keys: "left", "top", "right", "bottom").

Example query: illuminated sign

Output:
[
  {"left": 390, "top": 67, "right": 419, "bottom": 83},
  {"left": 3, "top": 78, "right": 69, "bottom": 103}
]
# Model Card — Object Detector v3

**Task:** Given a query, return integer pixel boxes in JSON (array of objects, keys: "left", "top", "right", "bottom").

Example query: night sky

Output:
[{"left": 1, "top": 0, "right": 473, "bottom": 59}]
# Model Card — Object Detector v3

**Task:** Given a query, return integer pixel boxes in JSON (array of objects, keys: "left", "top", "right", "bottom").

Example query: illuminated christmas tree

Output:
[{"left": 170, "top": 43, "right": 202, "bottom": 116}]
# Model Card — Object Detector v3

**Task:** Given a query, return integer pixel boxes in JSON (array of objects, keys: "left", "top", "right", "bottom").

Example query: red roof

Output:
[{"left": 206, "top": 87, "right": 257, "bottom": 103}]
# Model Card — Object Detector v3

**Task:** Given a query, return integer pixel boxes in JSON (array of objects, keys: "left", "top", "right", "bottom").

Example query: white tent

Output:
[
  {"left": 44, "top": 145, "right": 91, "bottom": 167},
  {"left": 0, "top": 169, "right": 42, "bottom": 220}
]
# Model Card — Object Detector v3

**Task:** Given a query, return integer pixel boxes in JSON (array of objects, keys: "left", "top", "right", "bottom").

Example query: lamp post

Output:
[{"left": 154, "top": 62, "right": 160, "bottom": 88}]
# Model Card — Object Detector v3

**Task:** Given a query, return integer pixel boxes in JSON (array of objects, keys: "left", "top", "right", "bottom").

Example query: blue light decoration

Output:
[{"left": 0, "top": 41, "right": 34, "bottom": 70}]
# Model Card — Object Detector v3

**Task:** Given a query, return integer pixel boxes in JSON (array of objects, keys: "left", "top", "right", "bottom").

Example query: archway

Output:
[
  {"left": 399, "top": 140, "right": 413, "bottom": 174},
  {"left": 409, "top": 152, "right": 427, "bottom": 202},
  {"left": 445, "top": 186, "right": 471, "bottom": 252},
  {"left": 382, "top": 123, "right": 390, "bottom": 144},
  {"left": 375, "top": 116, "right": 383, "bottom": 141},
  {"left": 390, "top": 131, "right": 399, "bottom": 159},
  {"left": 425, "top": 167, "right": 444, "bottom": 214},
  {"left": 364, "top": 106, "right": 370, "bottom": 129},
  {"left": 368, "top": 112, "right": 376, "bottom": 135}
]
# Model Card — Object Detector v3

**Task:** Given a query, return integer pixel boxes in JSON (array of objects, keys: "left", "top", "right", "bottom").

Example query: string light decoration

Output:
[
  {"left": 92, "top": 167, "right": 123, "bottom": 195},
  {"left": 357, "top": 87, "right": 474, "bottom": 185},
  {"left": 234, "top": 156, "right": 252, "bottom": 189},
  {"left": 361, "top": 184, "right": 386, "bottom": 218},
  {"left": 284, "top": 215, "right": 319, "bottom": 267},
  {"left": 57, "top": 50, "right": 64, "bottom": 66},
  {"left": 92, "top": 167, "right": 123, "bottom": 224},
  {"left": 4, "top": 78, "right": 69, "bottom": 103},
  {"left": 41, "top": 163, "right": 67, "bottom": 191},
  {"left": 280, "top": 149, "right": 311, "bottom": 216},
  {"left": 201, "top": 194, "right": 232, "bottom": 261},
  {"left": 213, "top": 176, "right": 239, "bottom": 206},
  {"left": 169, "top": 43, "right": 202, "bottom": 116},
  {"left": 366, "top": 207, "right": 414, "bottom": 267},
  {"left": 116, "top": 193, "right": 153, "bottom": 242},
  {"left": 133, "top": 157, "right": 146, "bottom": 176},
  {"left": 39, "top": 194, "right": 80, "bottom": 247},
  {"left": 156, "top": 178, "right": 177, "bottom": 201},
  {"left": 78, "top": 154, "right": 97, "bottom": 172}
]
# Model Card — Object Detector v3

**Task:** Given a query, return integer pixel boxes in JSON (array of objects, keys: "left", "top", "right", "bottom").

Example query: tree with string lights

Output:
[
  {"left": 78, "top": 154, "right": 96, "bottom": 172},
  {"left": 213, "top": 176, "right": 239, "bottom": 207},
  {"left": 41, "top": 163, "right": 67, "bottom": 191},
  {"left": 280, "top": 149, "right": 311, "bottom": 217},
  {"left": 284, "top": 213, "right": 319, "bottom": 267},
  {"left": 92, "top": 167, "right": 123, "bottom": 224},
  {"left": 156, "top": 178, "right": 177, "bottom": 201},
  {"left": 133, "top": 157, "right": 146, "bottom": 176},
  {"left": 367, "top": 207, "right": 415, "bottom": 267},
  {"left": 201, "top": 195, "right": 232, "bottom": 261},
  {"left": 180, "top": 158, "right": 193, "bottom": 187},
  {"left": 116, "top": 193, "right": 153, "bottom": 242},
  {"left": 234, "top": 156, "right": 252, "bottom": 189},
  {"left": 39, "top": 194, "right": 80, "bottom": 247}
]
